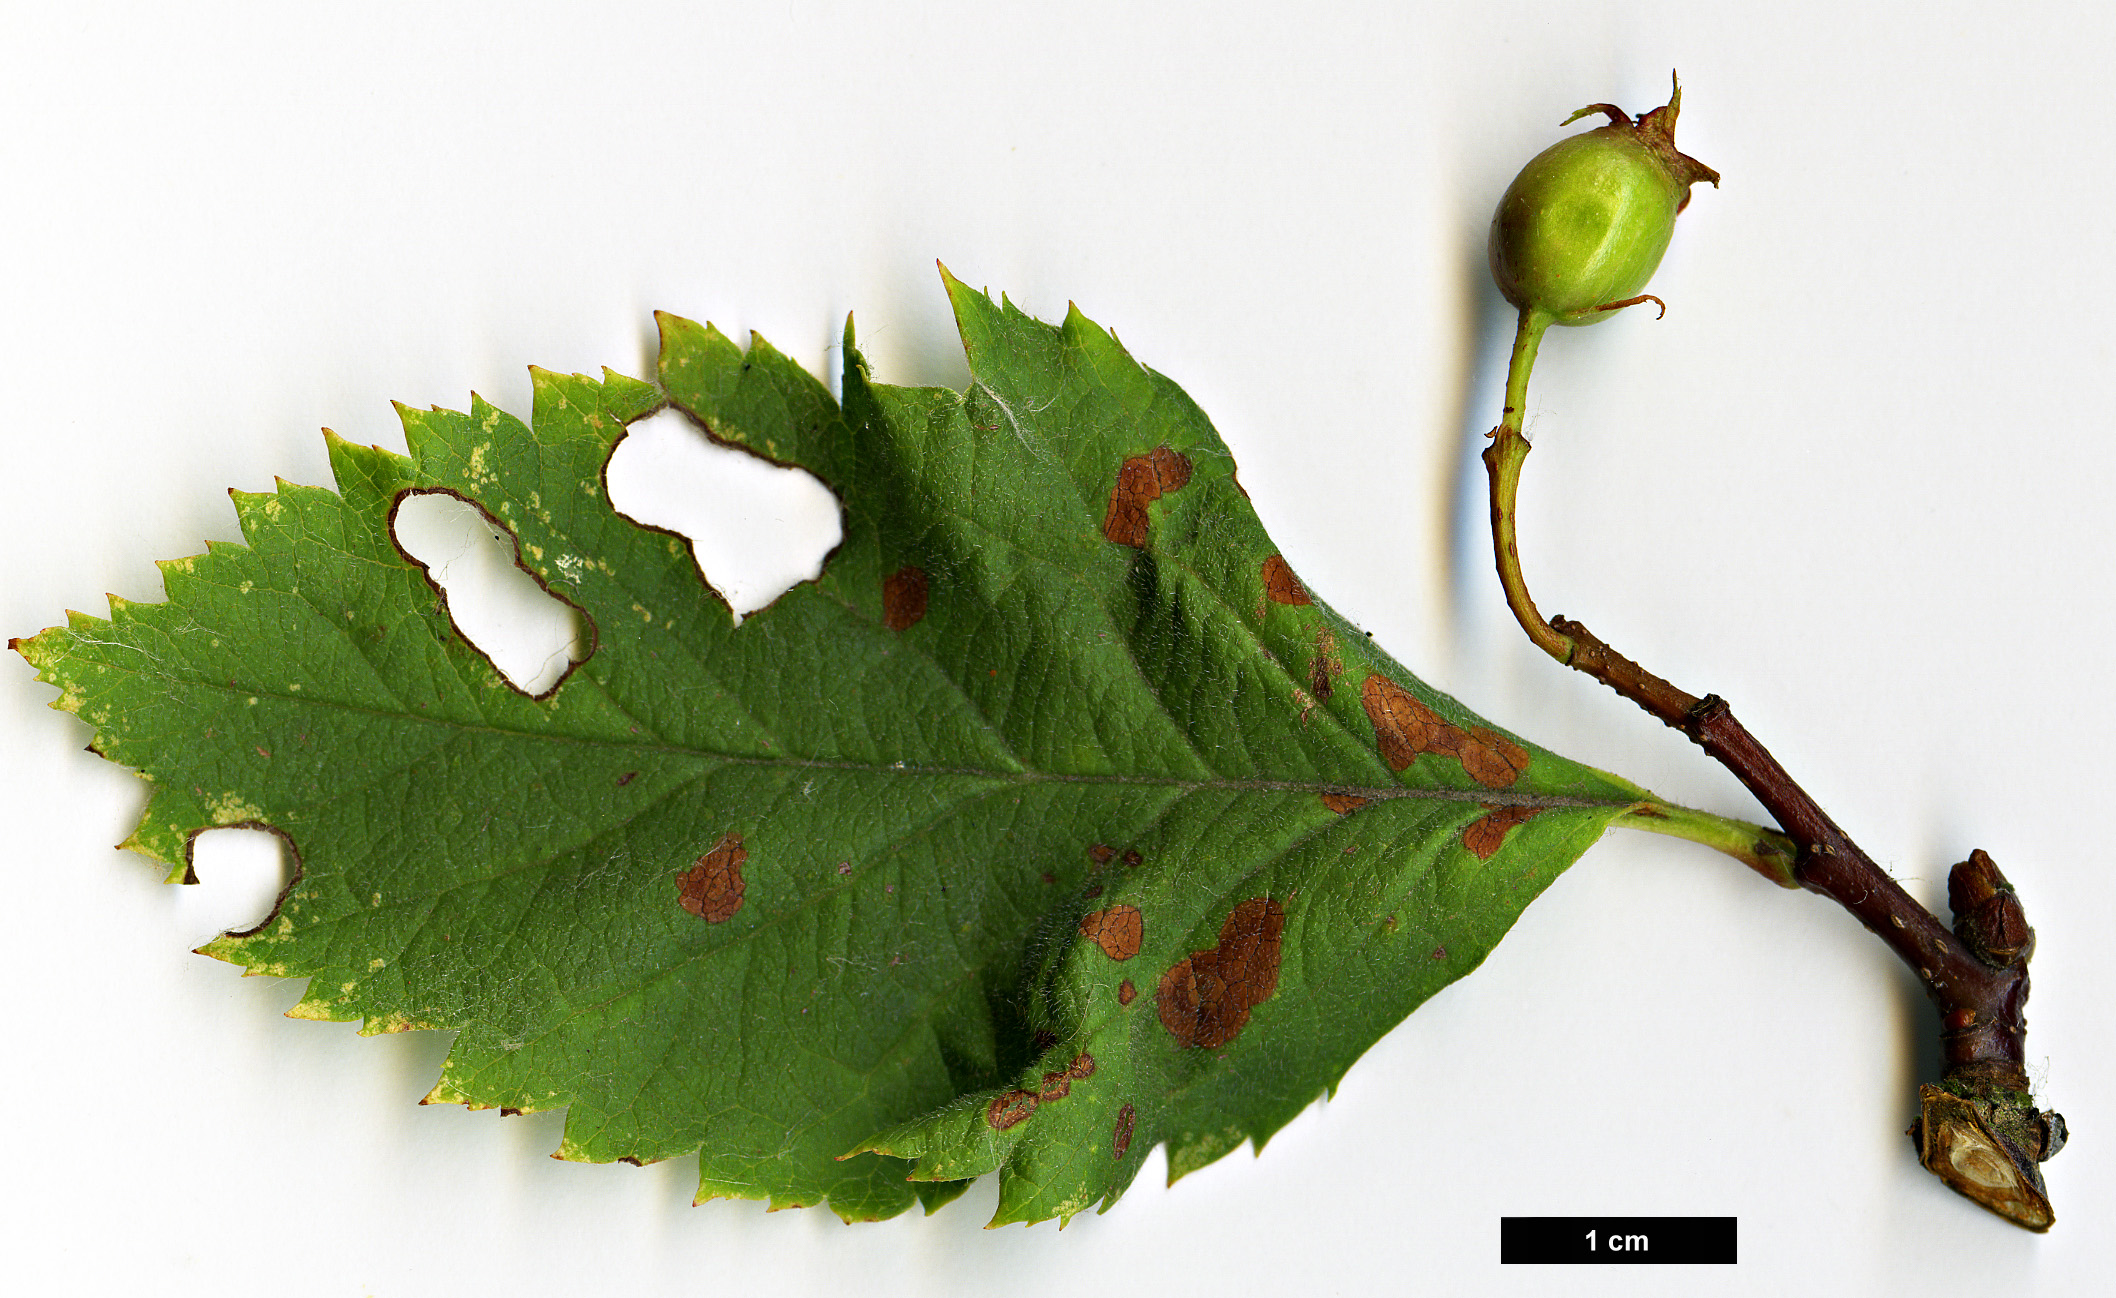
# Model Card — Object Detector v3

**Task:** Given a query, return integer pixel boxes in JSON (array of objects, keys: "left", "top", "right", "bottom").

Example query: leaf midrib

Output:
[{"left": 79, "top": 649, "right": 1628, "bottom": 811}]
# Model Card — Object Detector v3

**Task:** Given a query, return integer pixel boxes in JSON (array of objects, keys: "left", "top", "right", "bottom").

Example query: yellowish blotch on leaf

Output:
[{"left": 208, "top": 794, "right": 265, "bottom": 826}]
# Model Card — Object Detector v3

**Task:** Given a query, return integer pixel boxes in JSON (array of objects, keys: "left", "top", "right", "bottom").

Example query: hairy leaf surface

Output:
[{"left": 18, "top": 275, "right": 1655, "bottom": 1224}]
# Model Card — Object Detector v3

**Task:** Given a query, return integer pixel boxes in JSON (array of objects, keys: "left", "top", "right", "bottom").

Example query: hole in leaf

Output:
[
  {"left": 391, "top": 491, "right": 589, "bottom": 696},
  {"left": 182, "top": 825, "right": 295, "bottom": 937},
  {"left": 605, "top": 408, "right": 843, "bottom": 623}
]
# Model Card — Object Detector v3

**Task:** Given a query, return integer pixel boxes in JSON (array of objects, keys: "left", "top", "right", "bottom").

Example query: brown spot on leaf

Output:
[
  {"left": 1103, "top": 460, "right": 1159, "bottom": 548},
  {"left": 617, "top": 770, "right": 638, "bottom": 787},
  {"left": 986, "top": 1089, "right": 1039, "bottom": 1130},
  {"left": 1079, "top": 904, "right": 1144, "bottom": 961},
  {"left": 993, "top": 1051, "right": 1099, "bottom": 1129},
  {"left": 1149, "top": 446, "right": 1192, "bottom": 492},
  {"left": 677, "top": 832, "right": 747, "bottom": 922},
  {"left": 1101, "top": 446, "right": 1194, "bottom": 547},
  {"left": 1308, "top": 627, "right": 1342, "bottom": 702},
  {"left": 1118, "top": 979, "right": 1137, "bottom": 1005},
  {"left": 1361, "top": 674, "right": 1449, "bottom": 771},
  {"left": 881, "top": 565, "right": 929, "bottom": 631},
  {"left": 1457, "top": 726, "right": 1531, "bottom": 789},
  {"left": 1156, "top": 897, "right": 1286, "bottom": 1050},
  {"left": 1114, "top": 1103, "right": 1137, "bottom": 1157},
  {"left": 1121, "top": 848, "right": 1143, "bottom": 868},
  {"left": 1260, "top": 554, "right": 1311, "bottom": 606},
  {"left": 1320, "top": 792, "right": 1369, "bottom": 815},
  {"left": 1462, "top": 805, "right": 1542, "bottom": 860},
  {"left": 1089, "top": 844, "right": 1115, "bottom": 866},
  {"left": 1360, "top": 675, "right": 1528, "bottom": 786}
]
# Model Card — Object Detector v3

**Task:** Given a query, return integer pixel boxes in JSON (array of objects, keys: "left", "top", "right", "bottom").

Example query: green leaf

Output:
[{"left": 17, "top": 273, "right": 1655, "bottom": 1225}]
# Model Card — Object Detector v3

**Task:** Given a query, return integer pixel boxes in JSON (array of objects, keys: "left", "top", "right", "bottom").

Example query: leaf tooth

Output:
[
  {"left": 323, "top": 428, "right": 418, "bottom": 510},
  {"left": 419, "top": 1077, "right": 471, "bottom": 1108},
  {"left": 394, "top": 399, "right": 460, "bottom": 465},
  {"left": 466, "top": 391, "right": 507, "bottom": 441},
  {"left": 529, "top": 366, "right": 624, "bottom": 448},
  {"left": 651, "top": 309, "right": 704, "bottom": 377},
  {"left": 938, "top": 264, "right": 998, "bottom": 356},
  {"left": 227, "top": 486, "right": 286, "bottom": 542}
]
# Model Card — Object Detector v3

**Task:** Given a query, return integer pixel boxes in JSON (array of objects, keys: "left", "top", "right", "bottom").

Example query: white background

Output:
[{"left": 3, "top": 2, "right": 2111, "bottom": 1294}]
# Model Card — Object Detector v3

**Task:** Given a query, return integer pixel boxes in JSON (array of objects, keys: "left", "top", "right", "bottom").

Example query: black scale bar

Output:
[{"left": 1500, "top": 1216, "right": 1737, "bottom": 1264}]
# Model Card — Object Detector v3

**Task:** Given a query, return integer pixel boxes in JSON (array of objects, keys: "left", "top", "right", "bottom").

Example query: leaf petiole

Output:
[{"left": 1616, "top": 801, "right": 1798, "bottom": 888}]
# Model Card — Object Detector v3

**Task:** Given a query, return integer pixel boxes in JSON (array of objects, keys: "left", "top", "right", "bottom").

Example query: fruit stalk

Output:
[{"left": 1479, "top": 77, "right": 2063, "bottom": 1230}]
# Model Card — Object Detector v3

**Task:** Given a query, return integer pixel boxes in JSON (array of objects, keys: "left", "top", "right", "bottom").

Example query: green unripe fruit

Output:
[{"left": 1489, "top": 78, "right": 1718, "bottom": 325}]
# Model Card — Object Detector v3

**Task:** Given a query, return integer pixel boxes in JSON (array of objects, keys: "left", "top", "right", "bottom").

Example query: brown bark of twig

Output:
[
  {"left": 1553, "top": 616, "right": 2023, "bottom": 1064},
  {"left": 1487, "top": 438, "right": 2064, "bottom": 1230}
]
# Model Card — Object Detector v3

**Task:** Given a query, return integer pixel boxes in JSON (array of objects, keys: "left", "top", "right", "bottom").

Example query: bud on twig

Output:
[{"left": 1949, "top": 849, "right": 2034, "bottom": 968}]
